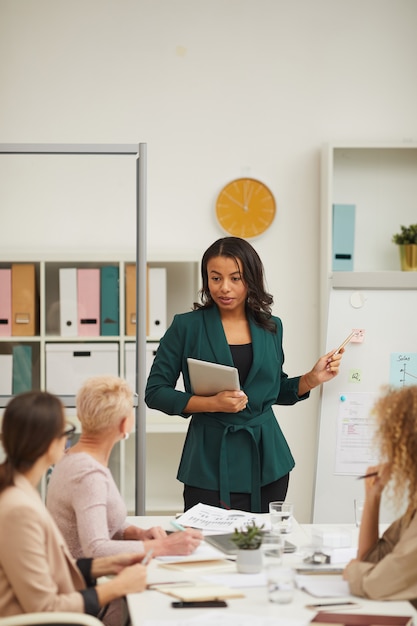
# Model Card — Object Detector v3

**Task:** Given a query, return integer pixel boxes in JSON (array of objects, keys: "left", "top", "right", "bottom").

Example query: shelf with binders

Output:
[
  {"left": 125, "top": 259, "right": 200, "bottom": 341},
  {"left": 45, "top": 261, "right": 120, "bottom": 339},
  {"left": 0, "top": 261, "right": 41, "bottom": 339},
  {"left": 0, "top": 254, "right": 199, "bottom": 514},
  {"left": 0, "top": 341, "right": 41, "bottom": 401},
  {"left": 0, "top": 261, "right": 41, "bottom": 405}
]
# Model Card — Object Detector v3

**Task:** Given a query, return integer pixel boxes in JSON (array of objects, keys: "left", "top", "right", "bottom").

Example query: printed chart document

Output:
[
  {"left": 335, "top": 392, "right": 379, "bottom": 475},
  {"left": 176, "top": 503, "right": 269, "bottom": 533}
]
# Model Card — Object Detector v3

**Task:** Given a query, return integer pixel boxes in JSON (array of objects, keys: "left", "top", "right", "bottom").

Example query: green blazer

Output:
[{"left": 145, "top": 305, "right": 309, "bottom": 512}]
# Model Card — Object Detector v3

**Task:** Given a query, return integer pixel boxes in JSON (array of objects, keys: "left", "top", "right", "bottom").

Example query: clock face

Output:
[{"left": 215, "top": 177, "right": 276, "bottom": 239}]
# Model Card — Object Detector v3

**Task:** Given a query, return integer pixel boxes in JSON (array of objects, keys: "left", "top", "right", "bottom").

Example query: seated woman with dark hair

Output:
[{"left": 0, "top": 391, "right": 147, "bottom": 623}]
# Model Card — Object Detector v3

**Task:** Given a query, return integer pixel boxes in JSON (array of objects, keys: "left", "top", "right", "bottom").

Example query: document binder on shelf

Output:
[
  {"left": 0, "top": 354, "right": 13, "bottom": 394},
  {"left": 77, "top": 268, "right": 100, "bottom": 336},
  {"left": 332, "top": 204, "right": 355, "bottom": 271},
  {"left": 11, "top": 264, "right": 36, "bottom": 336},
  {"left": 0, "top": 268, "right": 12, "bottom": 336},
  {"left": 12, "top": 345, "right": 32, "bottom": 394},
  {"left": 125, "top": 264, "right": 136, "bottom": 336},
  {"left": 147, "top": 266, "right": 167, "bottom": 339},
  {"left": 100, "top": 266, "right": 119, "bottom": 336},
  {"left": 59, "top": 268, "right": 78, "bottom": 337}
]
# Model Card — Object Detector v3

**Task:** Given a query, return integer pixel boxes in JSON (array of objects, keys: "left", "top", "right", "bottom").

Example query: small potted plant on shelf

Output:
[
  {"left": 231, "top": 522, "right": 264, "bottom": 573},
  {"left": 392, "top": 224, "right": 417, "bottom": 271}
]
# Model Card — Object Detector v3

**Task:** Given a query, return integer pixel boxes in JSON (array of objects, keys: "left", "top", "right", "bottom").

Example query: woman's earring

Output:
[{"left": 123, "top": 432, "right": 130, "bottom": 440}]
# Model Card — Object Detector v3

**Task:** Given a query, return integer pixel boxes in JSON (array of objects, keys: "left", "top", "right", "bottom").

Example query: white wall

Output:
[{"left": 1, "top": 0, "right": 417, "bottom": 521}]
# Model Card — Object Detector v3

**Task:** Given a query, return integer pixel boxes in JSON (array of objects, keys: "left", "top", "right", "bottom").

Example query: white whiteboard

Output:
[{"left": 313, "top": 286, "right": 417, "bottom": 523}]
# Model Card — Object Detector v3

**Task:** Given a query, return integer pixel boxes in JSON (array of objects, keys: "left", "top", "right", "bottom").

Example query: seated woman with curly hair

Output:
[{"left": 343, "top": 385, "right": 417, "bottom": 608}]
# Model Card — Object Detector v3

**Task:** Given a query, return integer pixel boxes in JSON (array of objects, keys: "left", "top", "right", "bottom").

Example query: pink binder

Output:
[
  {"left": 77, "top": 268, "right": 100, "bottom": 336},
  {"left": 0, "top": 268, "right": 12, "bottom": 336}
]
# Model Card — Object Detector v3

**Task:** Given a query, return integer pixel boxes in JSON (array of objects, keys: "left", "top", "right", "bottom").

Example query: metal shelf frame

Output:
[{"left": 0, "top": 142, "right": 147, "bottom": 514}]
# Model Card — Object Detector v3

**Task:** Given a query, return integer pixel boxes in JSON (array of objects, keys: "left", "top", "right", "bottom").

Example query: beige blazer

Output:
[
  {"left": 0, "top": 473, "right": 86, "bottom": 616},
  {"left": 344, "top": 511, "right": 417, "bottom": 606}
]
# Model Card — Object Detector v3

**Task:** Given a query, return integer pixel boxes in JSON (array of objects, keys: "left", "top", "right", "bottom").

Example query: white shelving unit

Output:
[
  {"left": 320, "top": 142, "right": 417, "bottom": 347},
  {"left": 0, "top": 254, "right": 200, "bottom": 514},
  {"left": 313, "top": 142, "right": 417, "bottom": 523}
]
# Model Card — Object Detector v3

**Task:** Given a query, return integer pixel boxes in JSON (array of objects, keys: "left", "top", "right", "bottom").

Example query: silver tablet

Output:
[{"left": 187, "top": 358, "right": 240, "bottom": 396}]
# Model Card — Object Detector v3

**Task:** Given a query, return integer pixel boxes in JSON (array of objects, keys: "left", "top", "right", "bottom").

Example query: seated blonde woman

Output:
[{"left": 46, "top": 375, "right": 202, "bottom": 559}]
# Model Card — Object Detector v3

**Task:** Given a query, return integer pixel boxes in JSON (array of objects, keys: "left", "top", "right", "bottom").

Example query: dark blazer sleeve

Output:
[{"left": 145, "top": 313, "right": 194, "bottom": 417}]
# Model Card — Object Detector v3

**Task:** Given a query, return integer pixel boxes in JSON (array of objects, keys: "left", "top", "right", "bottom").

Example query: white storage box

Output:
[
  {"left": 46, "top": 343, "right": 119, "bottom": 395},
  {"left": 125, "top": 342, "right": 184, "bottom": 392},
  {"left": 125, "top": 342, "right": 159, "bottom": 392},
  {"left": 312, "top": 527, "right": 352, "bottom": 548}
]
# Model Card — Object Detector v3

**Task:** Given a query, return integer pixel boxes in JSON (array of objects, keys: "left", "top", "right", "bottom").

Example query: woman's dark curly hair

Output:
[{"left": 193, "top": 237, "right": 276, "bottom": 333}]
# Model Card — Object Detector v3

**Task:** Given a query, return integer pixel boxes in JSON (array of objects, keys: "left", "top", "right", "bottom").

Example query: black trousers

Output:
[{"left": 183, "top": 473, "right": 290, "bottom": 513}]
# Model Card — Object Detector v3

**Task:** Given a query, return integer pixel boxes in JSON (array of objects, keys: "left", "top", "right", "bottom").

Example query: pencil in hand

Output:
[{"left": 356, "top": 471, "right": 378, "bottom": 480}]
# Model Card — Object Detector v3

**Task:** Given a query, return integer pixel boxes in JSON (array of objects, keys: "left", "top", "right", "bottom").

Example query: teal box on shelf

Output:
[{"left": 332, "top": 204, "right": 355, "bottom": 271}]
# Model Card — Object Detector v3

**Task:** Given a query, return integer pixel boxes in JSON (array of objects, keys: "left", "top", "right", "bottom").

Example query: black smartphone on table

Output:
[{"left": 171, "top": 600, "right": 228, "bottom": 608}]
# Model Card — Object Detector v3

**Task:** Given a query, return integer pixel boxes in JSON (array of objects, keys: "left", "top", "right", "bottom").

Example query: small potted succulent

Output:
[
  {"left": 231, "top": 522, "right": 264, "bottom": 573},
  {"left": 392, "top": 224, "right": 417, "bottom": 271}
]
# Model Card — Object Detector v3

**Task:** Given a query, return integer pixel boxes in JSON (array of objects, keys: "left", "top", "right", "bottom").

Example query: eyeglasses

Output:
[{"left": 61, "top": 424, "right": 76, "bottom": 440}]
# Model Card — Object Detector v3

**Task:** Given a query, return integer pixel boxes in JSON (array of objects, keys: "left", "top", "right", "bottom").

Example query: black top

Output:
[{"left": 230, "top": 343, "right": 253, "bottom": 385}]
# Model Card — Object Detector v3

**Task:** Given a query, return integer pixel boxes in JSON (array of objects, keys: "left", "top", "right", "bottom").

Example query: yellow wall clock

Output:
[{"left": 215, "top": 177, "right": 276, "bottom": 239}]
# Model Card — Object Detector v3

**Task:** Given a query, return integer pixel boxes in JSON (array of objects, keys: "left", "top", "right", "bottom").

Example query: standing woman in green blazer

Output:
[{"left": 145, "top": 237, "right": 343, "bottom": 513}]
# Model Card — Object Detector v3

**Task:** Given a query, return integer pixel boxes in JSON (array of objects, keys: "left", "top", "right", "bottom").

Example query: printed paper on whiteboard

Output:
[{"left": 334, "top": 392, "right": 379, "bottom": 475}]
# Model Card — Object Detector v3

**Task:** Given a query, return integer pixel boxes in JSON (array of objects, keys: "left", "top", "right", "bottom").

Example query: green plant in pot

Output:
[
  {"left": 231, "top": 522, "right": 264, "bottom": 573},
  {"left": 392, "top": 224, "right": 417, "bottom": 271}
]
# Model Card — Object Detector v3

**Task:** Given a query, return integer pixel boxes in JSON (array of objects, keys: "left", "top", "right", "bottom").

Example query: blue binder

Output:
[
  {"left": 332, "top": 204, "right": 355, "bottom": 271},
  {"left": 12, "top": 344, "right": 32, "bottom": 394},
  {"left": 100, "top": 266, "right": 119, "bottom": 336}
]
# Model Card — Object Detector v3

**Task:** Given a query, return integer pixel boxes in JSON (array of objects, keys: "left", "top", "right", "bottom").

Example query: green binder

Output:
[
  {"left": 100, "top": 266, "right": 119, "bottom": 336},
  {"left": 12, "top": 344, "right": 32, "bottom": 394}
]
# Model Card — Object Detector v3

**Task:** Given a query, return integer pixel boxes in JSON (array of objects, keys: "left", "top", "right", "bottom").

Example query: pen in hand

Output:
[
  {"left": 142, "top": 549, "right": 154, "bottom": 565},
  {"left": 356, "top": 471, "right": 378, "bottom": 480},
  {"left": 170, "top": 520, "right": 186, "bottom": 532}
]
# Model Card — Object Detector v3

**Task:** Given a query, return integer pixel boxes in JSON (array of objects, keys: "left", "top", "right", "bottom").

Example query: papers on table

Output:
[
  {"left": 156, "top": 541, "right": 225, "bottom": 562},
  {"left": 296, "top": 574, "right": 350, "bottom": 598},
  {"left": 144, "top": 613, "right": 308, "bottom": 626},
  {"left": 176, "top": 503, "right": 269, "bottom": 533},
  {"left": 202, "top": 572, "right": 267, "bottom": 588},
  {"left": 149, "top": 583, "right": 245, "bottom": 601}
]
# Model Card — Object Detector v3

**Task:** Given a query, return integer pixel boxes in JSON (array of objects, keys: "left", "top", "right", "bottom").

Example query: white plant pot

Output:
[{"left": 236, "top": 549, "right": 263, "bottom": 574}]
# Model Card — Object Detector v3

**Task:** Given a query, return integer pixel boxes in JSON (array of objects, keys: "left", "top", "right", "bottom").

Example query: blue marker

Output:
[{"left": 170, "top": 520, "right": 186, "bottom": 532}]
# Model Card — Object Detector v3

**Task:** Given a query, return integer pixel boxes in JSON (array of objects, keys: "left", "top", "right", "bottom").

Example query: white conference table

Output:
[{"left": 126, "top": 515, "right": 417, "bottom": 625}]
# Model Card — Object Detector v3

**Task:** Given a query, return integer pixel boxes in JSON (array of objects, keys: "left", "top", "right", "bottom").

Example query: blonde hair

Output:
[
  {"left": 76, "top": 375, "right": 133, "bottom": 433},
  {"left": 372, "top": 385, "right": 417, "bottom": 514}
]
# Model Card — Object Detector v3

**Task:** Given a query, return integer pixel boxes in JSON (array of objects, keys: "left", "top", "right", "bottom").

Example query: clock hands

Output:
[
  {"left": 242, "top": 180, "right": 254, "bottom": 212},
  {"left": 222, "top": 190, "right": 247, "bottom": 211}
]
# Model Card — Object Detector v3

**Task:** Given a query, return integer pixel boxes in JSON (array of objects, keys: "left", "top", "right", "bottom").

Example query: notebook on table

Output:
[
  {"left": 204, "top": 532, "right": 297, "bottom": 555},
  {"left": 187, "top": 358, "right": 240, "bottom": 396}
]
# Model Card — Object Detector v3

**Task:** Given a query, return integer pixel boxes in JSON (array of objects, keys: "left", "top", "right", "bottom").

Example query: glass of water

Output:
[{"left": 269, "top": 501, "right": 294, "bottom": 534}]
